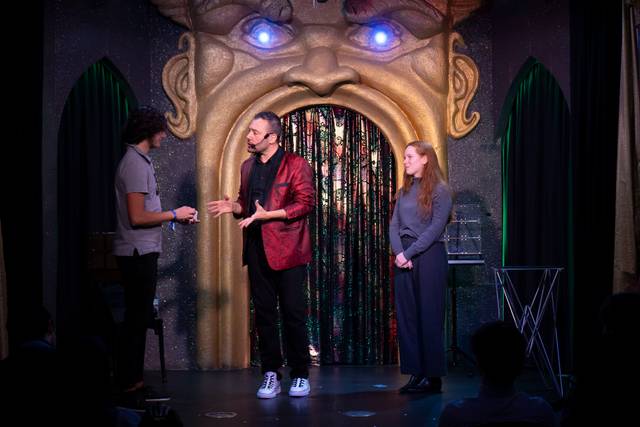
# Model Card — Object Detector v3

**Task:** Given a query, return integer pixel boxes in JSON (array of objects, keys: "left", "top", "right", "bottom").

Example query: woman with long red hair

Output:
[{"left": 390, "top": 140, "right": 453, "bottom": 393}]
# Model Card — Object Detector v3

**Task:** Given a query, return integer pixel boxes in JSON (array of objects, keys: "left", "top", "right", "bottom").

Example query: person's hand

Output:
[
  {"left": 187, "top": 210, "right": 200, "bottom": 224},
  {"left": 207, "top": 195, "right": 235, "bottom": 217},
  {"left": 175, "top": 206, "right": 197, "bottom": 223},
  {"left": 238, "top": 200, "right": 269, "bottom": 229},
  {"left": 395, "top": 253, "right": 412, "bottom": 269}
]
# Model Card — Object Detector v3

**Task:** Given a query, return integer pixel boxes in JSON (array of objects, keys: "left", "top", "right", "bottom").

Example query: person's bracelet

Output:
[{"left": 169, "top": 209, "right": 177, "bottom": 230}]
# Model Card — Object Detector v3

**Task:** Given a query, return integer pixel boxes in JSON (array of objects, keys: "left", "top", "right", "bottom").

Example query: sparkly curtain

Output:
[{"left": 251, "top": 106, "right": 397, "bottom": 365}]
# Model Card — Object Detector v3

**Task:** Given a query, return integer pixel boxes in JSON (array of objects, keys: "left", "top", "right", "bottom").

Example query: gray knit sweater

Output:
[{"left": 389, "top": 180, "right": 453, "bottom": 259}]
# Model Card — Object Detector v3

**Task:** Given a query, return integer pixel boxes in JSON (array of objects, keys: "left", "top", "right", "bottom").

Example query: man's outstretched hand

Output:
[
  {"left": 207, "top": 195, "right": 237, "bottom": 217},
  {"left": 238, "top": 200, "right": 269, "bottom": 228}
]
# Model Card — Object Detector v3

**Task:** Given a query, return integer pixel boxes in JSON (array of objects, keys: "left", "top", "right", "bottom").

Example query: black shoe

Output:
[{"left": 399, "top": 375, "right": 426, "bottom": 393}]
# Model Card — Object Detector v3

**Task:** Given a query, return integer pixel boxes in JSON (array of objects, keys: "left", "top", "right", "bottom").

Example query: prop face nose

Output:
[{"left": 283, "top": 47, "right": 360, "bottom": 96}]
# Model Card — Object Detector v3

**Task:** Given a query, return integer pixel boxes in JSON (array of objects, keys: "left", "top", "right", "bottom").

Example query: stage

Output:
[{"left": 144, "top": 365, "right": 554, "bottom": 426}]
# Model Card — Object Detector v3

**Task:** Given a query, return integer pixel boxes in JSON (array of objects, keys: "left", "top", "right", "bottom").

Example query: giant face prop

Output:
[{"left": 153, "top": 0, "right": 480, "bottom": 368}]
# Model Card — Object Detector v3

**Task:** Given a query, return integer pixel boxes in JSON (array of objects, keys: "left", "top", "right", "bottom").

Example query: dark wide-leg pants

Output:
[{"left": 394, "top": 239, "right": 447, "bottom": 377}]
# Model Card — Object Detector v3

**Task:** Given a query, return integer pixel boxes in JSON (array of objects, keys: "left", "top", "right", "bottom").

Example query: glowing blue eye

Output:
[
  {"left": 244, "top": 19, "right": 294, "bottom": 49},
  {"left": 257, "top": 31, "right": 270, "bottom": 44},
  {"left": 374, "top": 30, "right": 388, "bottom": 45},
  {"left": 348, "top": 21, "right": 401, "bottom": 51}
]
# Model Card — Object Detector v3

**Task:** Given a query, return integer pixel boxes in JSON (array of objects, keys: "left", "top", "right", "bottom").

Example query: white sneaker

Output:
[
  {"left": 257, "top": 371, "right": 281, "bottom": 399},
  {"left": 288, "top": 377, "right": 310, "bottom": 397}
]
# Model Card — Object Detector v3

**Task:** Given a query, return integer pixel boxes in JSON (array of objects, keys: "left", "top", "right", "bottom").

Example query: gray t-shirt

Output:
[
  {"left": 113, "top": 145, "right": 163, "bottom": 256},
  {"left": 389, "top": 180, "right": 452, "bottom": 259}
]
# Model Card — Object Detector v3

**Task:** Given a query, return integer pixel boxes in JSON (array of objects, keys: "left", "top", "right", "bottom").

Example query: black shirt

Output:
[{"left": 246, "top": 146, "right": 285, "bottom": 235}]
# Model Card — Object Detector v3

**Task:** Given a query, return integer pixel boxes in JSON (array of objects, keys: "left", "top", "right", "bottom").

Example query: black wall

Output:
[{"left": 1, "top": 1, "right": 44, "bottom": 349}]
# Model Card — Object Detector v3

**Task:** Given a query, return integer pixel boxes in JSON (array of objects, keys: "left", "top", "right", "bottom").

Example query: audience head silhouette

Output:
[{"left": 471, "top": 320, "right": 526, "bottom": 387}]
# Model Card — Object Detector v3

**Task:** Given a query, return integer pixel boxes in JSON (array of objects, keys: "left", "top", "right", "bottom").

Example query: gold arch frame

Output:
[{"left": 197, "top": 85, "right": 424, "bottom": 369}]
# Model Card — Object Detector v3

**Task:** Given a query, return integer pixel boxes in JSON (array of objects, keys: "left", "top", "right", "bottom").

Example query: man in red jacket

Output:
[{"left": 207, "top": 111, "right": 315, "bottom": 399}]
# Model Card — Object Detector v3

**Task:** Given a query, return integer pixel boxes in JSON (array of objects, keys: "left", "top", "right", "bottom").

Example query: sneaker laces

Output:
[
  {"left": 261, "top": 373, "right": 277, "bottom": 389},
  {"left": 292, "top": 378, "right": 306, "bottom": 388}
]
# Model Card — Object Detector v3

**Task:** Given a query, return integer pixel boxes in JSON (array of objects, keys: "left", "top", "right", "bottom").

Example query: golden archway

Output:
[{"left": 198, "top": 86, "right": 417, "bottom": 368}]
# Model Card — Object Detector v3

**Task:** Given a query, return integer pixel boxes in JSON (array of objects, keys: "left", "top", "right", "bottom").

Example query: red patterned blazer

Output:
[{"left": 236, "top": 151, "right": 315, "bottom": 271}]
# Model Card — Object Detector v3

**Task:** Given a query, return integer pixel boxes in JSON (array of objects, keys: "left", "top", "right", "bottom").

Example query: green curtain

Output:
[
  {"left": 501, "top": 61, "right": 571, "bottom": 268},
  {"left": 500, "top": 60, "right": 572, "bottom": 366},
  {"left": 250, "top": 106, "right": 398, "bottom": 365},
  {"left": 57, "top": 58, "right": 136, "bottom": 342}
]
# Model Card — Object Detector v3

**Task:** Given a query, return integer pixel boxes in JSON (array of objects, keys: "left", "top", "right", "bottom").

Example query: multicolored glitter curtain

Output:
[{"left": 250, "top": 106, "right": 398, "bottom": 365}]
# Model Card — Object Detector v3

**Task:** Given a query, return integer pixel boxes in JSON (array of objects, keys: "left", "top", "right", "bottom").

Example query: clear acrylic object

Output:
[{"left": 445, "top": 204, "right": 482, "bottom": 256}]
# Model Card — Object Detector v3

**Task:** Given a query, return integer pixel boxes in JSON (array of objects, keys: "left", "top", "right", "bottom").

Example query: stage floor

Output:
[{"left": 143, "top": 365, "right": 555, "bottom": 426}]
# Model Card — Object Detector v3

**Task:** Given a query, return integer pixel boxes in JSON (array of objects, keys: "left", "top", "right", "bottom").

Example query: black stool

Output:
[{"left": 88, "top": 232, "right": 168, "bottom": 384}]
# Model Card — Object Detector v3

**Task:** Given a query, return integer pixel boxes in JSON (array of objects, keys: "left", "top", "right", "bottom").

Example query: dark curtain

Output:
[
  {"left": 250, "top": 106, "right": 398, "bottom": 365},
  {"left": 1, "top": 1, "right": 43, "bottom": 353},
  {"left": 57, "top": 59, "right": 136, "bottom": 342},
  {"left": 500, "top": 60, "right": 572, "bottom": 368},
  {"left": 502, "top": 60, "right": 572, "bottom": 268},
  {"left": 570, "top": 0, "right": 622, "bottom": 387}
]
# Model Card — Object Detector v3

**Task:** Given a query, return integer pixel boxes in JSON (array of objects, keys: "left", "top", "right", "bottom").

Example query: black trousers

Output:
[
  {"left": 246, "top": 233, "right": 310, "bottom": 379},
  {"left": 115, "top": 250, "right": 159, "bottom": 389},
  {"left": 394, "top": 239, "right": 447, "bottom": 378}
]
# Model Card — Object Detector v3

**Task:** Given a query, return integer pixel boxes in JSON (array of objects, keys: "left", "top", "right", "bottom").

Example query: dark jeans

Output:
[
  {"left": 246, "top": 234, "right": 310, "bottom": 379},
  {"left": 115, "top": 250, "right": 159, "bottom": 390}
]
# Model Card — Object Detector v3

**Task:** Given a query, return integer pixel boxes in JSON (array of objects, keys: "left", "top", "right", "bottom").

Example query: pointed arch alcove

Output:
[
  {"left": 497, "top": 56, "right": 573, "bottom": 368},
  {"left": 56, "top": 57, "right": 137, "bottom": 341}
]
